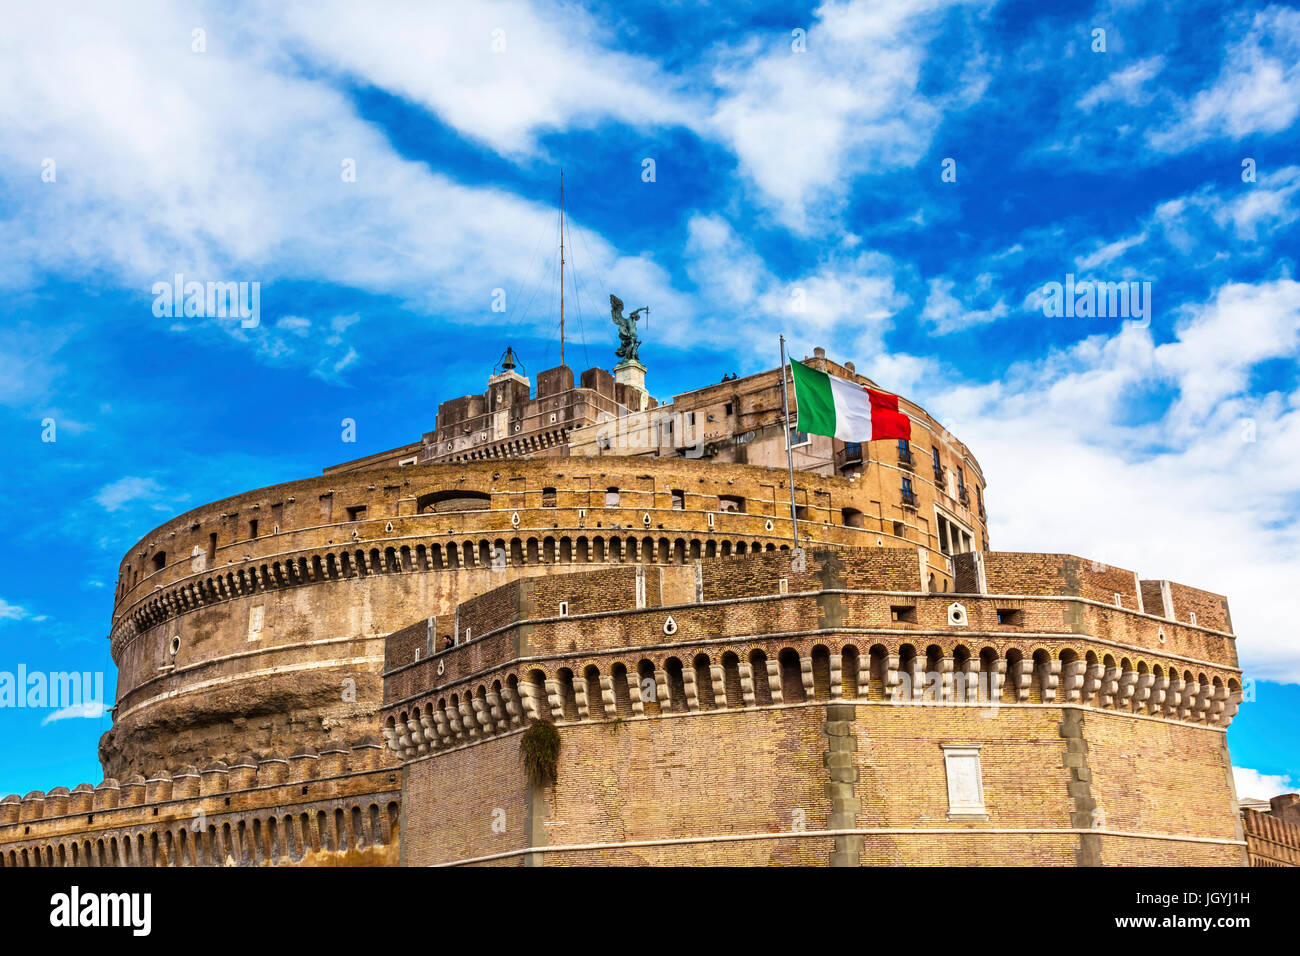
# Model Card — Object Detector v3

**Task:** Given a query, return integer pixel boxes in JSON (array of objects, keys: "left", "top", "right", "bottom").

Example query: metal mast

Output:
[{"left": 559, "top": 169, "right": 566, "bottom": 368}]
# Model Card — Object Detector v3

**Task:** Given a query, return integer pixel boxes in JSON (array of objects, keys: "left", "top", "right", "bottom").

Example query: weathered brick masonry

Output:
[
  {"left": 384, "top": 546, "right": 1246, "bottom": 866},
  {"left": 0, "top": 352, "right": 1252, "bottom": 866}
]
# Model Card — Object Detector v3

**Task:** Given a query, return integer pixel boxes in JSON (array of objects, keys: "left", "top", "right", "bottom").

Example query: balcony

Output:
[
  {"left": 901, "top": 488, "right": 918, "bottom": 508},
  {"left": 898, "top": 447, "right": 914, "bottom": 470},
  {"left": 835, "top": 442, "right": 865, "bottom": 471},
  {"left": 958, "top": 486, "right": 970, "bottom": 508}
]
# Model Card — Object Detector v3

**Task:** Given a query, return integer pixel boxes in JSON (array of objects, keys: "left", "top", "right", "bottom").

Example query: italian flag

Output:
[{"left": 789, "top": 360, "right": 911, "bottom": 442}]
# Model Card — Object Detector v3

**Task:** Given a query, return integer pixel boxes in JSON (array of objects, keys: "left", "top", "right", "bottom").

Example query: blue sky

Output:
[{"left": 0, "top": 0, "right": 1297, "bottom": 800}]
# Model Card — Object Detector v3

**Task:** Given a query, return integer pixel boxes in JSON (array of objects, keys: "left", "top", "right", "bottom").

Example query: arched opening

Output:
[
  {"left": 556, "top": 668, "right": 578, "bottom": 721},
  {"left": 416, "top": 490, "right": 491, "bottom": 513},
  {"left": 779, "top": 648, "right": 804, "bottom": 703},
  {"left": 611, "top": 662, "right": 633, "bottom": 717},
  {"left": 924, "top": 644, "right": 944, "bottom": 702},
  {"left": 842, "top": 645, "right": 860, "bottom": 698},
  {"left": 811, "top": 645, "right": 831, "bottom": 700},
  {"left": 898, "top": 643, "right": 918, "bottom": 702},
  {"left": 584, "top": 665, "right": 606, "bottom": 719},
  {"left": 749, "top": 649, "right": 772, "bottom": 706},
  {"left": 690, "top": 654, "right": 713, "bottom": 709},
  {"left": 721, "top": 651, "right": 743, "bottom": 708},
  {"left": 1004, "top": 648, "right": 1024, "bottom": 703},
  {"left": 637, "top": 659, "right": 660, "bottom": 715},
  {"left": 869, "top": 644, "right": 888, "bottom": 699},
  {"left": 664, "top": 657, "right": 687, "bottom": 713}
]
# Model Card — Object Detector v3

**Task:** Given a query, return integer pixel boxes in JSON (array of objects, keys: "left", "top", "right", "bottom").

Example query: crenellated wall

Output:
[
  {"left": 384, "top": 548, "right": 1246, "bottom": 866},
  {"left": 1242, "top": 806, "right": 1300, "bottom": 866},
  {"left": 0, "top": 741, "right": 400, "bottom": 867}
]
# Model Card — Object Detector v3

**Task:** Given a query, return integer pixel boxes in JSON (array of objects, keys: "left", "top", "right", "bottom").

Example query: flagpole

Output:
[{"left": 779, "top": 334, "right": 800, "bottom": 547}]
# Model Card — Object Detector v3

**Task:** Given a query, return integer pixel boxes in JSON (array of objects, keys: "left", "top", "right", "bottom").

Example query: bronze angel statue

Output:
[{"left": 609, "top": 293, "right": 648, "bottom": 363}]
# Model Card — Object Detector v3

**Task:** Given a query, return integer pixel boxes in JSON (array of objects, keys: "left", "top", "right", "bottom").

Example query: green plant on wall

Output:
[{"left": 519, "top": 720, "right": 560, "bottom": 787}]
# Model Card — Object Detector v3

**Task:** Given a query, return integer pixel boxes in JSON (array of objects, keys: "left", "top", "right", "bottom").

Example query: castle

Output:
[{"left": 0, "top": 344, "right": 1260, "bottom": 866}]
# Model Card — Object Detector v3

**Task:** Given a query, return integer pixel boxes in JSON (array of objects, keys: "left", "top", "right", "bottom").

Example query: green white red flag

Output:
[{"left": 789, "top": 360, "right": 911, "bottom": 443}]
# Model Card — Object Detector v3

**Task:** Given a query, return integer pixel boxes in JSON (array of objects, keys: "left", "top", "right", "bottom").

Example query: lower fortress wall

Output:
[
  {"left": 402, "top": 702, "right": 1245, "bottom": 867},
  {"left": 0, "top": 743, "right": 401, "bottom": 868}
]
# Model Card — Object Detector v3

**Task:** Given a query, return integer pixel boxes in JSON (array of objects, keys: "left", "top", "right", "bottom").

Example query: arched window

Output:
[{"left": 416, "top": 490, "right": 491, "bottom": 513}]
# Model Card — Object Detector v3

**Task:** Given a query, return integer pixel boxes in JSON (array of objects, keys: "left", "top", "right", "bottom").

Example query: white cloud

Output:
[
  {"left": 682, "top": 213, "right": 909, "bottom": 357},
  {"left": 271, "top": 0, "right": 692, "bottom": 156},
  {"left": 707, "top": 0, "right": 991, "bottom": 229},
  {"left": 0, "top": 1, "right": 683, "bottom": 369},
  {"left": 1233, "top": 766, "right": 1299, "bottom": 801},
  {"left": 0, "top": 599, "right": 31, "bottom": 622},
  {"left": 40, "top": 700, "right": 105, "bottom": 725},
  {"left": 932, "top": 277, "right": 1300, "bottom": 683},
  {"left": 1077, "top": 56, "right": 1165, "bottom": 112},
  {"left": 1154, "top": 278, "right": 1300, "bottom": 425},
  {"left": 276, "top": 0, "right": 992, "bottom": 230},
  {"left": 93, "top": 476, "right": 166, "bottom": 513},
  {"left": 1150, "top": 7, "right": 1300, "bottom": 150},
  {"left": 921, "top": 277, "right": 1009, "bottom": 334},
  {"left": 1074, "top": 232, "right": 1148, "bottom": 271},
  {"left": 1213, "top": 166, "right": 1300, "bottom": 240}
]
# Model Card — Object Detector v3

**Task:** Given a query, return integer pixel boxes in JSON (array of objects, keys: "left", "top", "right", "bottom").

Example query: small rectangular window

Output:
[
  {"left": 788, "top": 427, "right": 810, "bottom": 449},
  {"left": 892, "top": 520, "right": 905, "bottom": 537},
  {"left": 671, "top": 490, "right": 685, "bottom": 510},
  {"left": 1113, "top": 592, "right": 1123, "bottom": 608},
  {"left": 1189, "top": 611, "right": 1197, "bottom": 626},
  {"left": 891, "top": 605, "right": 917, "bottom": 623},
  {"left": 319, "top": 493, "right": 333, "bottom": 523},
  {"left": 542, "top": 487, "right": 557, "bottom": 507},
  {"left": 605, "top": 488, "right": 620, "bottom": 507},
  {"left": 996, "top": 609, "right": 1023, "bottom": 626},
  {"left": 347, "top": 505, "right": 367, "bottom": 522},
  {"left": 207, "top": 533, "right": 217, "bottom": 565},
  {"left": 724, "top": 402, "right": 733, "bottom": 415},
  {"left": 248, "top": 519, "right": 258, "bottom": 539}
]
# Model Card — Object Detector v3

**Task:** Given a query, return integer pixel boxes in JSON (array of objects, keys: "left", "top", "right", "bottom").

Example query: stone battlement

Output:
[
  {"left": 381, "top": 547, "right": 1246, "bottom": 867},
  {"left": 0, "top": 739, "right": 400, "bottom": 868},
  {"left": 1242, "top": 805, "right": 1300, "bottom": 866}
]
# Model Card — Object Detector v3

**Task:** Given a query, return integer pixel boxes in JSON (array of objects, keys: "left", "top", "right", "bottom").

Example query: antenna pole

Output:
[
  {"left": 559, "top": 169, "right": 566, "bottom": 369},
  {"left": 779, "top": 334, "right": 800, "bottom": 547}
]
